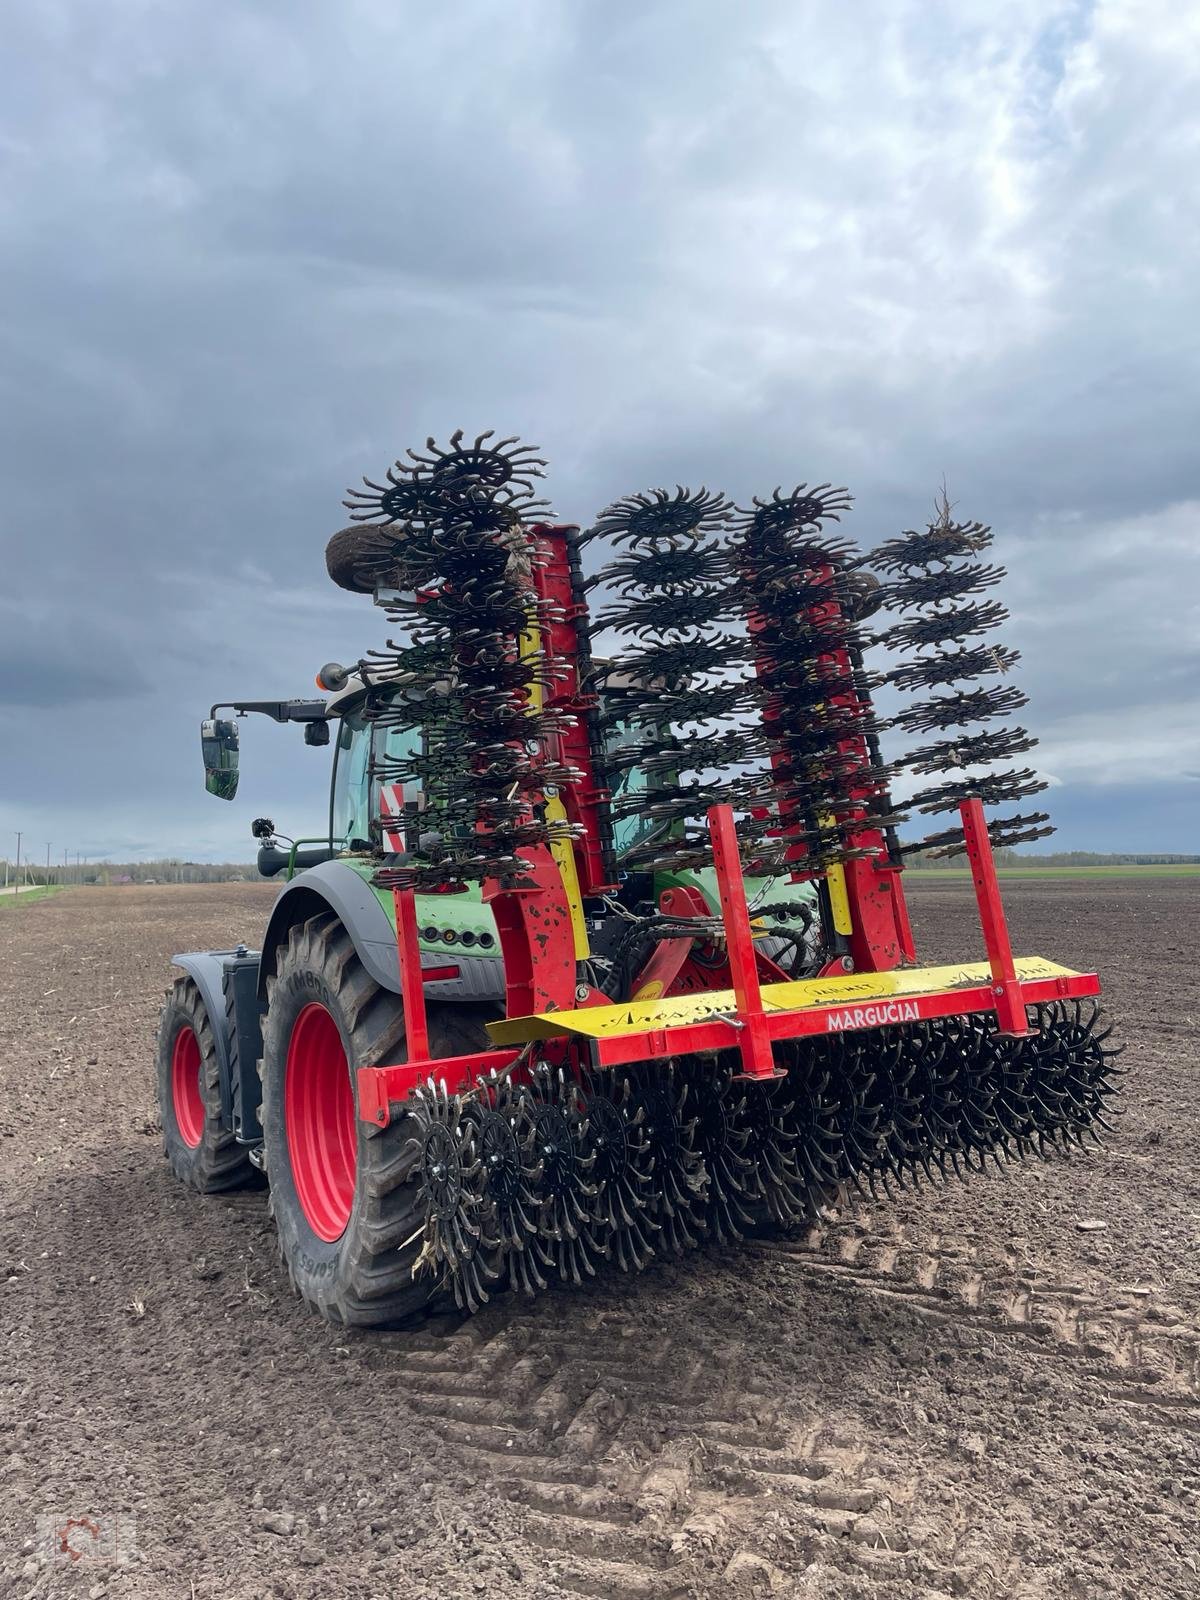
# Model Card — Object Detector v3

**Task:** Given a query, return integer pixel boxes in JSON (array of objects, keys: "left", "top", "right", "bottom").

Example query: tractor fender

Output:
[
  {"left": 255, "top": 859, "right": 504, "bottom": 1005},
  {"left": 171, "top": 948, "right": 244, "bottom": 1125}
]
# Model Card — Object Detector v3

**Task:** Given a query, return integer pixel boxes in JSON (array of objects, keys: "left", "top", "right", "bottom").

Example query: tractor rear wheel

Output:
[
  {"left": 260, "top": 911, "right": 493, "bottom": 1327},
  {"left": 156, "top": 975, "right": 258, "bottom": 1193}
]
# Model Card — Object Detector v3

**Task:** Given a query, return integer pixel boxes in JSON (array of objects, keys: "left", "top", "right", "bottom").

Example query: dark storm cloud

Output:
[
  {"left": 1, "top": 0, "right": 1197, "bottom": 860},
  {"left": 0, "top": 599, "right": 149, "bottom": 707}
]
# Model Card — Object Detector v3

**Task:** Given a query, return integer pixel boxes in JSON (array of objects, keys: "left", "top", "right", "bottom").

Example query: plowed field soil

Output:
[{"left": 2, "top": 879, "right": 1197, "bottom": 1599}]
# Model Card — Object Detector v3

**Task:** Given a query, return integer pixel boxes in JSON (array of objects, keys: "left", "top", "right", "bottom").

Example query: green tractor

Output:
[{"left": 167, "top": 644, "right": 816, "bottom": 1323}]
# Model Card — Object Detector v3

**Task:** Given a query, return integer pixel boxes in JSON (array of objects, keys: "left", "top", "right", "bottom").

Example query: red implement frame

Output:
[
  {"left": 960, "top": 796, "right": 1035, "bottom": 1037},
  {"left": 747, "top": 568, "right": 916, "bottom": 972},
  {"left": 576, "top": 797, "right": 1091, "bottom": 1068},
  {"left": 359, "top": 795, "right": 1075, "bottom": 1122},
  {"left": 532, "top": 525, "right": 619, "bottom": 899},
  {"left": 392, "top": 884, "right": 429, "bottom": 1063},
  {"left": 708, "top": 804, "right": 780, "bottom": 1079}
]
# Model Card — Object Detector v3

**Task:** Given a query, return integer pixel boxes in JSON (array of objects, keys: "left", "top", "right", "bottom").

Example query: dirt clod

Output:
[{"left": 255, "top": 1511, "right": 297, "bottom": 1537}]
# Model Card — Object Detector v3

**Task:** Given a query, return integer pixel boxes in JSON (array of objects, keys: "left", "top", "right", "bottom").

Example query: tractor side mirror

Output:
[{"left": 201, "top": 717, "right": 240, "bottom": 800}]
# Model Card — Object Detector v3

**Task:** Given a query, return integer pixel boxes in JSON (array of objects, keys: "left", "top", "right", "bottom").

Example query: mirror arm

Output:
[{"left": 209, "top": 699, "right": 329, "bottom": 724}]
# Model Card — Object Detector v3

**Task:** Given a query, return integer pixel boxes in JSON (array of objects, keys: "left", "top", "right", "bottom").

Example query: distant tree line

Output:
[
  {"left": 0, "top": 858, "right": 259, "bottom": 886},
  {"left": 5, "top": 849, "right": 1197, "bottom": 886}
]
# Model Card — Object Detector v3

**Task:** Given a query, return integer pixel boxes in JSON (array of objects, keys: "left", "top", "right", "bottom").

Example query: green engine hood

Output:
[{"left": 338, "top": 854, "right": 504, "bottom": 957}]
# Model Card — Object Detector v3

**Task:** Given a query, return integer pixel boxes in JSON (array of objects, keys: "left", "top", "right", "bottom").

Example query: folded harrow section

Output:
[{"left": 334, "top": 433, "right": 1118, "bottom": 1320}]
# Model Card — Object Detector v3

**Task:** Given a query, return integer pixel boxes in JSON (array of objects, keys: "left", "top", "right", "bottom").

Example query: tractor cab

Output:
[
  {"left": 323, "top": 665, "right": 664, "bottom": 868},
  {"left": 196, "top": 664, "right": 820, "bottom": 986}
]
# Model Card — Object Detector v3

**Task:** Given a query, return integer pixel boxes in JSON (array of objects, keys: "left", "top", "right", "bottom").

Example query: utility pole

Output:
[
  {"left": 46, "top": 843, "right": 51, "bottom": 886},
  {"left": 13, "top": 832, "right": 21, "bottom": 896}
]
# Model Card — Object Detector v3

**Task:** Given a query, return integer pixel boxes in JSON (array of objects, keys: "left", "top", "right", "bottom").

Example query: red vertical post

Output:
[
  {"left": 392, "top": 885, "right": 430, "bottom": 1062},
  {"left": 959, "top": 797, "right": 1034, "bottom": 1038},
  {"left": 707, "top": 805, "right": 779, "bottom": 1078}
]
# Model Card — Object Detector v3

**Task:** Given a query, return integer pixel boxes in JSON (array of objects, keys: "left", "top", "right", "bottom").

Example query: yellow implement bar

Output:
[
  {"left": 486, "top": 956, "right": 1082, "bottom": 1044},
  {"left": 816, "top": 810, "right": 854, "bottom": 937},
  {"left": 824, "top": 861, "right": 853, "bottom": 936},
  {"left": 546, "top": 791, "right": 590, "bottom": 960},
  {"left": 519, "top": 616, "right": 590, "bottom": 961}
]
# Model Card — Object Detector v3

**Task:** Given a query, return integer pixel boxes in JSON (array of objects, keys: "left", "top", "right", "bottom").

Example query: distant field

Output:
[
  {"left": 0, "top": 885, "right": 68, "bottom": 909},
  {"left": 906, "top": 864, "right": 1200, "bottom": 881}
]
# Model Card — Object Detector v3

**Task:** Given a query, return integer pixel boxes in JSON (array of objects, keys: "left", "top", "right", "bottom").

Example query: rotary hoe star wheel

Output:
[
  {"left": 630, "top": 1063, "right": 707, "bottom": 1256},
  {"left": 737, "top": 1076, "right": 817, "bottom": 1229},
  {"left": 1027, "top": 1000, "right": 1123, "bottom": 1153},
  {"left": 687, "top": 1057, "right": 756, "bottom": 1246},
  {"left": 524, "top": 1065, "right": 604, "bottom": 1289},
  {"left": 775, "top": 1041, "right": 845, "bottom": 1214},
  {"left": 408, "top": 1078, "right": 494, "bottom": 1313},
  {"left": 579, "top": 1069, "right": 658, "bottom": 1273}
]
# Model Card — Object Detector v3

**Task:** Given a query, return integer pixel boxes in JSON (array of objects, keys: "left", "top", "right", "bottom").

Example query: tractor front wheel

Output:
[
  {"left": 260, "top": 911, "right": 492, "bottom": 1327},
  {"left": 156, "top": 976, "right": 258, "bottom": 1192}
]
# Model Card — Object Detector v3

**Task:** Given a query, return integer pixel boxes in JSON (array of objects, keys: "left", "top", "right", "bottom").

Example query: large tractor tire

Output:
[
  {"left": 156, "top": 975, "right": 258, "bottom": 1193},
  {"left": 260, "top": 911, "right": 493, "bottom": 1327}
]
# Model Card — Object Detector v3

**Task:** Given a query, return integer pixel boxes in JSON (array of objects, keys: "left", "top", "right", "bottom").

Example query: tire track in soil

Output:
[
  {"left": 369, "top": 1310, "right": 936, "bottom": 1598},
  {"left": 359, "top": 1183, "right": 1200, "bottom": 1599},
  {"left": 752, "top": 1209, "right": 1200, "bottom": 1425}
]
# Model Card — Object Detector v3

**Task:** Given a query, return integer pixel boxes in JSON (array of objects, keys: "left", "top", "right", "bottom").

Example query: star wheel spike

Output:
[
  {"left": 1029, "top": 1000, "right": 1123, "bottom": 1148},
  {"left": 735, "top": 483, "right": 855, "bottom": 550},
  {"left": 775, "top": 1040, "right": 847, "bottom": 1213},
  {"left": 343, "top": 469, "right": 478, "bottom": 528},
  {"left": 868, "top": 490, "right": 1053, "bottom": 856},
  {"left": 406, "top": 1077, "right": 493, "bottom": 1313},
  {"left": 579, "top": 1068, "right": 658, "bottom": 1273},
  {"left": 525, "top": 1064, "right": 605, "bottom": 1288},
  {"left": 467, "top": 1068, "right": 542, "bottom": 1284},
  {"left": 590, "top": 485, "right": 733, "bottom": 549},
  {"left": 685, "top": 1056, "right": 757, "bottom": 1246},
  {"left": 344, "top": 430, "right": 550, "bottom": 527},
  {"left": 737, "top": 1074, "right": 817, "bottom": 1229},
  {"left": 629, "top": 1061, "right": 708, "bottom": 1256},
  {"left": 407, "top": 430, "right": 548, "bottom": 496},
  {"left": 818, "top": 1033, "right": 890, "bottom": 1199}
]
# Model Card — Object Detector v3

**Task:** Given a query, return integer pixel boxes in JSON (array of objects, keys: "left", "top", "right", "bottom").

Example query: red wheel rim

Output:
[
  {"left": 171, "top": 1025, "right": 205, "bottom": 1148},
  {"left": 285, "top": 1003, "right": 357, "bottom": 1242}
]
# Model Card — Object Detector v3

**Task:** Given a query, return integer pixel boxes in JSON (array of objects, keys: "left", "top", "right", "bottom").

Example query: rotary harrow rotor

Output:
[
  {"left": 868, "top": 490, "right": 1056, "bottom": 856},
  {"left": 400, "top": 994, "right": 1121, "bottom": 1313},
  {"left": 321, "top": 434, "right": 1118, "bottom": 1323}
]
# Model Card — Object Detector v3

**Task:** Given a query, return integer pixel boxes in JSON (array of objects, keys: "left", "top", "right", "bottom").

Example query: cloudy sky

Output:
[{"left": 2, "top": 0, "right": 1197, "bottom": 865}]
